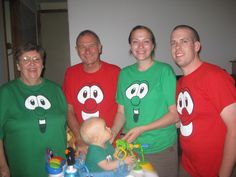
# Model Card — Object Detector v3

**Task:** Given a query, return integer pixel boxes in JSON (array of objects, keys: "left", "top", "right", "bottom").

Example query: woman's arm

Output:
[
  {"left": 123, "top": 104, "right": 179, "bottom": 143},
  {"left": 0, "top": 140, "right": 10, "bottom": 177}
]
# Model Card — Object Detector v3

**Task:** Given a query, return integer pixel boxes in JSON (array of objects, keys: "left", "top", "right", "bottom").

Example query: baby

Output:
[{"left": 80, "top": 117, "right": 134, "bottom": 172}]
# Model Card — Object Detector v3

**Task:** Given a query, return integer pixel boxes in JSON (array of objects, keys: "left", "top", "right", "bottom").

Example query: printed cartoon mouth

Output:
[
  {"left": 133, "top": 109, "right": 139, "bottom": 122},
  {"left": 180, "top": 122, "right": 193, "bottom": 137},
  {"left": 180, "top": 117, "right": 193, "bottom": 126},
  {"left": 82, "top": 111, "right": 99, "bottom": 120}
]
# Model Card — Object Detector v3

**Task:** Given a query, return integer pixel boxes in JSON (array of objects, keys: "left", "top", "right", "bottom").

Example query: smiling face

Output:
[
  {"left": 170, "top": 28, "right": 201, "bottom": 73},
  {"left": 130, "top": 29, "right": 154, "bottom": 62},
  {"left": 17, "top": 50, "right": 43, "bottom": 86},
  {"left": 76, "top": 34, "right": 102, "bottom": 72}
]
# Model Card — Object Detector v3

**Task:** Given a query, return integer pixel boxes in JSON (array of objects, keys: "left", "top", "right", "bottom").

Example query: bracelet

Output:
[{"left": 120, "top": 132, "right": 126, "bottom": 137}]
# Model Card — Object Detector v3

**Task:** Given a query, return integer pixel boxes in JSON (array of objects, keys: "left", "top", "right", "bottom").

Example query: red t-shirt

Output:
[
  {"left": 176, "top": 62, "right": 236, "bottom": 177},
  {"left": 63, "top": 61, "right": 120, "bottom": 127}
]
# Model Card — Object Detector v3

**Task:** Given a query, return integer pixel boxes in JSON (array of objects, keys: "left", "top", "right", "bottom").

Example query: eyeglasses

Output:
[{"left": 20, "top": 56, "right": 42, "bottom": 64}]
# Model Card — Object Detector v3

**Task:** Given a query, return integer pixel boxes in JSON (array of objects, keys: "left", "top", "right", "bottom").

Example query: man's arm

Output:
[
  {"left": 67, "top": 104, "right": 88, "bottom": 154},
  {"left": 110, "top": 104, "right": 126, "bottom": 143},
  {"left": 0, "top": 140, "right": 10, "bottom": 177},
  {"left": 219, "top": 102, "right": 236, "bottom": 177}
]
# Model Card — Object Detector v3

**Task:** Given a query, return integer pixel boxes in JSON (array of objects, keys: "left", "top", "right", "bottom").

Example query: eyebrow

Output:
[
  {"left": 77, "top": 42, "right": 98, "bottom": 46},
  {"left": 131, "top": 38, "right": 152, "bottom": 40}
]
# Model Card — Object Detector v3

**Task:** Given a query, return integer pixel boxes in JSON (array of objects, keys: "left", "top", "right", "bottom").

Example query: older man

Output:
[{"left": 63, "top": 30, "right": 120, "bottom": 153}]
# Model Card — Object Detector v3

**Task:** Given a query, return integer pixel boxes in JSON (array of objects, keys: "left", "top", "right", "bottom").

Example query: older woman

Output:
[{"left": 0, "top": 42, "right": 67, "bottom": 177}]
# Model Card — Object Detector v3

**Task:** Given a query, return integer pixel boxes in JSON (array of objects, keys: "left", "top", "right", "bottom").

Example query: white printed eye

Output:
[
  {"left": 177, "top": 92, "right": 184, "bottom": 114},
  {"left": 126, "top": 83, "right": 140, "bottom": 99},
  {"left": 183, "top": 91, "right": 193, "bottom": 114},
  {"left": 90, "top": 85, "right": 103, "bottom": 104},
  {"left": 137, "top": 83, "right": 148, "bottom": 99},
  {"left": 25, "top": 96, "right": 38, "bottom": 110},
  {"left": 37, "top": 95, "right": 51, "bottom": 109},
  {"left": 77, "top": 86, "right": 90, "bottom": 104}
]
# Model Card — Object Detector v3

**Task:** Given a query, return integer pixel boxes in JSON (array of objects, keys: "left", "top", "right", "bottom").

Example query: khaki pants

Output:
[{"left": 143, "top": 143, "right": 178, "bottom": 177}]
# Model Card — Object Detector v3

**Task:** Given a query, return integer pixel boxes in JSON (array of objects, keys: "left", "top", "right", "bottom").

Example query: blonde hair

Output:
[{"left": 80, "top": 117, "right": 105, "bottom": 144}]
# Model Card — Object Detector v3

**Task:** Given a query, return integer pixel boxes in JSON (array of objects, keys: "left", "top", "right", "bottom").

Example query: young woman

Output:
[{"left": 112, "top": 25, "right": 179, "bottom": 177}]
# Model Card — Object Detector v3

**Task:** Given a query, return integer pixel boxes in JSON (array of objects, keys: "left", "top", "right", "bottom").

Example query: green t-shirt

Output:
[
  {"left": 116, "top": 61, "right": 177, "bottom": 154},
  {"left": 0, "top": 78, "right": 67, "bottom": 177},
  {"left": 86, "top": 141, "right": 115, "bottom": 172}
]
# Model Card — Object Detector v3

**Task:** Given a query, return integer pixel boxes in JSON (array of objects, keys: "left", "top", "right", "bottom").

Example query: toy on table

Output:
[
  {"left": 114, "top": 139, "right": 154, "bottom": 172},
  {"left": 45, "top": 146, "right": 130, "bottom": 177},
  {"left": 45, "top": 147, "right": 90, "bottom": 177},
  {"left": 64, "top": 147, "right": 79, "bottom": 177},
  {"left": 45, "top": 148, "right": 66, "bottom": 177}
]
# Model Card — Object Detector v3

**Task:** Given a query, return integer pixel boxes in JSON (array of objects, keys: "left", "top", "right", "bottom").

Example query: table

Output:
[{"left": 128, "top": 169, "right": 159, "bottom": 177}]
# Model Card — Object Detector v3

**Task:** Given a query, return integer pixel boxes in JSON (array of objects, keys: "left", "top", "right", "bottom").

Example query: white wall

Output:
[{"left": 68, "top": 0, "right": 236, "bottom": 75}]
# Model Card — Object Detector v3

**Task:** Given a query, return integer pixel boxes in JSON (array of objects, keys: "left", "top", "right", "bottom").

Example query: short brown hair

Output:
[
  {"left": 76, "top": 30, "right": 101, "bottom": 46},
  {"left": 172, "top": 24, "right": 200, "bottom": 42},
  {"left": 15, "top": 42, "right": 46, "bottom": 62}
]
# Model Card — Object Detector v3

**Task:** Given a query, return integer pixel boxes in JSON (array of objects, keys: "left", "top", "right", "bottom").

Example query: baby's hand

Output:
[{"left": 124, "top": 155, "right": 134, "bottom": 165}]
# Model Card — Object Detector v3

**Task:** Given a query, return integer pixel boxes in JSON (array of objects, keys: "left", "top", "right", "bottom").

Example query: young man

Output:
[
  {"left": 170, "top": 25, "right": 236, "bottom": 177},
  {"left": 63, "top": 30, "right": 120, "bottom": 153}
]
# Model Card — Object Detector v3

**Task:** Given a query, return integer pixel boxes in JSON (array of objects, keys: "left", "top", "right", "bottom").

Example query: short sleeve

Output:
[
  {"left": 62, "top": 68, "right": 73, "bottom": 104},
  {"left": 161, "top": 65, "right": 176, "bottom": 106},
  {"left": 207, "top": 70, "right": 236, "bottom": 113},
  {"left": 116, "top": 71, "right": 125, "bottom": 105}
]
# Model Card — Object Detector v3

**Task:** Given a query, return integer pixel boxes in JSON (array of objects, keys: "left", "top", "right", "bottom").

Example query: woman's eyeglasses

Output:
[{"left": 20, "top": 56, "right": 42, "bottom": 64}]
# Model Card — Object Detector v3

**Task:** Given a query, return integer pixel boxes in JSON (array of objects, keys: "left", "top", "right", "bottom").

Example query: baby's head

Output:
[{"left": 80, "top": 117, "right": 112, "bottom": 145}]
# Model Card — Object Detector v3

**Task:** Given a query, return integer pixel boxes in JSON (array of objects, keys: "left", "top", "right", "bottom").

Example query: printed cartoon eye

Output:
[
  {"left": 177, "top": 91, "right": 194, "bottom": 115},
  {"left": 77, "top": 86, "right": 90, "bottom": 104},
  {"left": 126, "top": 83, "right": 139, "bottom": 99},
  {"left": 90, "top": 85, "right": 103, "bottom": 104},
  {"left": 37, "top": 95, "right": 51, "bottom": 109},
  {"left": 183, "top": 91, "right": 193, "bottom": 114},
  {"left": 126, "top": 83, "right": 148, "bottom": 99},
  {"left": 177, "top": 92, "right": 184, "bottom": 114},
  {"left": 137, "top": 83, "right": 148, "bottom": 99},
  {"left": 25, "top": 96, "right": 38, "bottom": 110}
]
